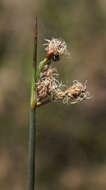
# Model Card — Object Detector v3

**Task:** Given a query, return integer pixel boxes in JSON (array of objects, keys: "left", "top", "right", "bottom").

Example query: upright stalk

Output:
[{"left": 28, "top": 17, "right": 38, "bottom": 190}]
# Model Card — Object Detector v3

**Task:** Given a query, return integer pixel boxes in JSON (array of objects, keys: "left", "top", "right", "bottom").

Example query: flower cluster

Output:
[
  {"left": 54, "top": 80, "right": 90, "bottom": 104},
  {"left": 36, "top": 65, "right": 90, "bottom": 107},
  {"left": 35, "top": 38, "right": 90, "bottom": 107},
  {"left": 44, "top": 38, "right": 69, "bottom": 61},
  {"left": 44, "top": 38, "right": 67, "bottom": 55},
  {"left": 36, "top": 64, "right": 63, "bottom": 106}
]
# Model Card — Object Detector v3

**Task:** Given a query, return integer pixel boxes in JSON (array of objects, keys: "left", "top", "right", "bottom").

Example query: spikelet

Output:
[
  {"left": 36, "top": 64, "right": 90, "bottom": 107},
  {"left": 54, "top": 80, "right": 90, "bottom": 104},
  {"left": 44, "top": 38, "right": 68, "bottom": 56}
]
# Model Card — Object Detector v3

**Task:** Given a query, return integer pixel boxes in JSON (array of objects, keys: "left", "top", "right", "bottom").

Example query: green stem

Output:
[
  {"left": 28, "top": 17, "right": 37, "bottom": 190},
  {"left": 28, "top": 108, "right": 36, "bottom": 190},
  {"left": 28, "top": 17, "right": 51, "bottom": 190}
]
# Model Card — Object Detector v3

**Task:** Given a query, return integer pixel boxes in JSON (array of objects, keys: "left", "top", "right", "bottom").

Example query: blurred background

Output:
[{"left": 0, "top": 0, "right": 106, "bottom": 190}]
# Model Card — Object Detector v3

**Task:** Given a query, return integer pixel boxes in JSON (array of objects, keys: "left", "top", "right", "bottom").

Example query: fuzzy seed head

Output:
[
  {"left": 36, "top": 64, "right": 90, "bottom": 107},
  {"left": 53, "top": 80, "right": 91, "bottom": 104},
  {"left": 44, "top": 38, "right": 68, "bottom": 56}
]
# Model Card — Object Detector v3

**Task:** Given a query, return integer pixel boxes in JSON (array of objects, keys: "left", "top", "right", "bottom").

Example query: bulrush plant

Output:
[
  {"left": 28, "top": 17, "right": 91, "bottom": 190},
  {"left": 35, "top": 37, "right": 90, "bottom": 106}
]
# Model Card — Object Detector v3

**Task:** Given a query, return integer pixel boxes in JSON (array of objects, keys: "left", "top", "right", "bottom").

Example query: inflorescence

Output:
[
  {"left": 35, "top": 38, "right": 90, "bottom": 107},
  {"left": 44, "top": 38, "right": 68, "bottom": 56}
]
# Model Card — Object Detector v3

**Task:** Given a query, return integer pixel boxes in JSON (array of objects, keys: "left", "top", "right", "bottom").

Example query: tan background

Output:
[{"left": 0, "top": 0, "right": 106, "bottom": 189}]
